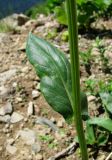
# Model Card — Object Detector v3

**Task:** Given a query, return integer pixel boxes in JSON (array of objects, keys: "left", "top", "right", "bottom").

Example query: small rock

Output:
[
  {"left": 88, "top": 95, "right": 96, "bottom": 102},
  {"left": 17, "top": 128, "right": 36, "bottom": 145},
  {"left": 50, "top": 117, "right": 56, "bottom": 123},
  {"left": 32, "top": 143, "right": 41, "bottom": 154},
  {"left": 27, "top": 101, "right": 34, "bottom": 116},
  {"left": 0, "top": 115, "right": 11, "bottom": 123},
  {"left": 18, "top": 42, "right": 26, "bottom": 51},
  {"left": 5, "top": 123, "right": 10, "bottom": 129},
  {"left": 32, "top": 90, "right": 40, "bottom": 99},
  {"left": 35, "top": 117, "right": 59, "bottom": 132},
  {"left": 16, "top": 97, "right": 23, "bottom": 103},
  {"left": 11, "top": 112, "right": 24, "bottom": 123},
  {"left": 21, "top": 66, "right": 28, "bottom": 73},
  {"left": 57, "top": 119, "right": 64, "bottom": 128},
  {"left": 35, "top": 154, "right": 43, "bottom": 160},
  {"left": 12, "top": 82, "right": 17, "bottom": 88},
  {"left": 6, "top": 144, "right": 17, "bottom": 155},
  {"left": 0, "top": 86, "right": 9, "bottom": 98},
  {"left": 0, "top": 102, "right": 13, "bottom": 116},
  {"left": 0, "top": 69, "right": 17, "bottom": 85}
]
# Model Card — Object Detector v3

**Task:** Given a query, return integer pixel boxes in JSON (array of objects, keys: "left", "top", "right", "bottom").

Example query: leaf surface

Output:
[
  {"left": 88, "top": 117, "right": 112, "bottom": 132},
  {"left": 26, "top": 33, "right": 88, "bottom": 120}
]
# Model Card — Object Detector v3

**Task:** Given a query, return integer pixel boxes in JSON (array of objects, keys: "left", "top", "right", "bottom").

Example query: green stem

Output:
[{"left": 66, "top": 0, "right": 88, "bottom": 159}]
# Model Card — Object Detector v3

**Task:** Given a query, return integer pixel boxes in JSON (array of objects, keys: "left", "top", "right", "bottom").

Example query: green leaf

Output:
[
  {"left": 85, "top": 122, "right": 96, "bottom": 145},
  {"left": 100, "top": 92, "right": 112, "bottom": 115},
  {"left": 97, "top": 133, "right": 109, "bottom": 146},
  {"left": 87, "top": 117, "right": 112, "bottom": 132},
  {"left": 26, "top": 33, "right": 88, "bottom": 120}
]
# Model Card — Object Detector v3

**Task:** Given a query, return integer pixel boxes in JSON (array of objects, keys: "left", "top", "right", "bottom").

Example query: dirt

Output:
[{"left": 0, "top": 14, "right": 112, "bottom": 160}]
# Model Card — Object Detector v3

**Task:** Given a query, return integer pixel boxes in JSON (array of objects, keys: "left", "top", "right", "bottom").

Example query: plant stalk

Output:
[{"left": 66, "top": 0, "right": 88, "bottom": 159}]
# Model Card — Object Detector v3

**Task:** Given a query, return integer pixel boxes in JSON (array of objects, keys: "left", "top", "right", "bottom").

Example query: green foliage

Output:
[
  {"left": 26, "top": 33, "right": 88, "bottom": 121},
  {"left": 53, "top": 0, "right": 112, "bottom": 30},
  {"left": 100, "top": 92, "right": 112, "bottom": 116},
  {"left": 26, "top": 0, "right": 63, "bottom": 18}
]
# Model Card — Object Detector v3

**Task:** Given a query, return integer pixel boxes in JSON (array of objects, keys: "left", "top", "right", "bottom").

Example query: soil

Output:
[{"left": 0, "top": 14, "right": 112, "bottom": 160}]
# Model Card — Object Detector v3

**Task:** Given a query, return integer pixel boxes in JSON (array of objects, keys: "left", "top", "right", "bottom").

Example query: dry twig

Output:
[
  {"left": 48, "top": 142, "right": 78, "bottom": 160},
  {"left": 105, "top": 152, "right": 112, "bottom": 160}
]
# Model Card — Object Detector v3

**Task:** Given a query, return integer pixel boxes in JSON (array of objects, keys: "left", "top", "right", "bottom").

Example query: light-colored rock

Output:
[
  {"left": 17, "top": 128, "right": 36, "bottom": 145},
  {"left": 27, "top": 101, "right": 34, "bottom": 116},
  {"left": 18, "top": 42, "right": 26, "bottom": 51},
  {"left": 57, "top": 119, "right": 64, "bottom": 128},
  {"left": 12, "top": 82, "right": 17, "bottom": 88},
  {"left": 32, "top": 143, "right": 41, "bottom": 154},
  {"left": 6, "top": 144, "right": 17, "bottom": 155},
  {"left": 11, "top": 112, "right": 24, "bottom": 123},
  {"left": 32, "top": 90, "right": 40, "bottom": 99},
  {"left": 0, "top": 85, "right": 10, "bottom": 98},
  {"left": 0, "top": 69, "right": 17, "bottom": 85},
  {"left": 0, "top": 102, "right": 13, "bottom": 116},
  {"left": 35, "top": 154, "right": 43, "bottom": 160},
  {"left": 16, "top": 97, "right": 23, "bottom": 103},
  {"left": 88, "top": 95, "right": 96, "bottom": 102},
  {"left": 0, "top": 115, "right": 11, "bottom": 123}
]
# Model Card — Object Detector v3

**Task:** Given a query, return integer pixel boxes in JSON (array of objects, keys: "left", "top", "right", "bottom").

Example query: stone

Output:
[
  {"left": 32, "top": 90, "right": 40, "bottom": 99},
  {"left": 0, "top": 86, "right": 10, "bottom": 98},
  {"left": 0, "top": 102, "right": 13, "bottom": 116},
  {"left": 57, "top": 119, "right": 64, "bottom": 128},
  {"left": 31, "top": 143, "right": 41, "bottom": 154},
  {"left": 0, "top": 115, "right": 11, "bottom": 123},
  {"left": 12, "top": 82, "right": 17, "bottom": 88},
  {"left": 17, "top": 128, "right": 36, "bottom": 145},
  {"left": 35, "top": 117, "right": 59, "bottom": 132},
  {"left": 88, "top": 95, "right": 96, "bottom": 102},
  {"left": 16, "top": 97, "right": 23, "bottom": 103},
  {"left": 11, "top": 112, "right": 24, "bottom": 123},
  {"left": 35, "top": 154, "right": 43, "bottom": 160},
  {"left": 0, "top": 69, "right": 17, "bottom": 85},
  {"left": 6, "top": 144, "right": 17, "bottom": 155},
  {"left": 18, "top": 42, "right": 26, "bottom": 51},
  {"left": 27, "top": 101, "right": 34, "bottom": 116}
]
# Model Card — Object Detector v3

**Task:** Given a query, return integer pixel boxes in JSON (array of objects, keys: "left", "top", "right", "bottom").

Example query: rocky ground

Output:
[{"left": 0, "top": 14, "right": 112, "bottom": 160}]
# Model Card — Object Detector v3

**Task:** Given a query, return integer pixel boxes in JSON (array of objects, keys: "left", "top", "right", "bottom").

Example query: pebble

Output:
[
  {"left": 12, "top": 82, "right": 17, "bottom": 88},
  {"left": 17, "top": 128, "right": 36, "bottom": 145},
  {"left": 0, "top": 85, "right": 9, "bottom": 98},
  {"left": 6, "top": 144, "right": 17, "bottom": 155},
  {"left": 16, "top": 97, "right": 23, "bottom": 103},
  {"left": 27, "top": 101, "right": 34, "bottom": 116},
  {"left": 31, "top": 143, "right": 41, "bottom": 154},
  {"left": 0, "top": 102, "right": 13, "bottom": 116},
  {"left": 32, "top": 90, "right": 40, "bottom": 99},
  {"left": 0, "top": 115, "right": 11, "bottom": 123},
  {"left": 35, "top": 154, "right": 43, "bottom": 160},
  {"left": 10, "top": 112, "right": 24, "bottom": 123},
  {"left": 21, "top": 66, "right": 28, "bottom": 73},
  {"left": 88, "top": 95, "right": 96, "bottom": 102},
  {"left": 57, "top": 119, "right": 64, "bottom": 128},
  {"left": 35, "top": 117, "right": 59, "bottom": 132}
]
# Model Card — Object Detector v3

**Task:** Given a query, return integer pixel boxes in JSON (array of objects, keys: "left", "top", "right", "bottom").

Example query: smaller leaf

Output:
[
  {"left": 97, "top": 133, "right": 109, "bottom": 146},
  {"left": 100, "top": 92, "right": 112, "bottom": 115},
  {"left": 87, "top": 117, "right": 112, "bottom": 132},
  {"left": 85, "top": 122, "right": 96, "bottom": 145}
]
